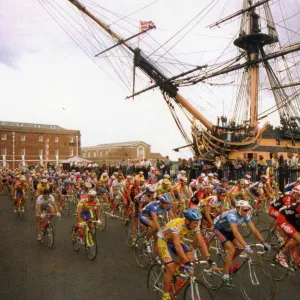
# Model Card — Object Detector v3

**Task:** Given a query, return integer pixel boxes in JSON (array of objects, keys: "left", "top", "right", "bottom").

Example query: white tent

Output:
[{"left": 61, "top": 156, "right": 92, "bottom": 164}]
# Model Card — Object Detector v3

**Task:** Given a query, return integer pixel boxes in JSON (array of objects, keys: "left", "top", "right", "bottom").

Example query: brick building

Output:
[
  {"left": 81, "top": 141, "right": 163, "bottom": 165},
  {"left": 0, "top": 121, "right": 81, "bottom": 168}
]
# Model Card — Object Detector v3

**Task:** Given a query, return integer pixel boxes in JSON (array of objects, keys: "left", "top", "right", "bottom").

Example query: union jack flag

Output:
[{"left": 140, "top": 21, "right": 156, "bottom": 32}]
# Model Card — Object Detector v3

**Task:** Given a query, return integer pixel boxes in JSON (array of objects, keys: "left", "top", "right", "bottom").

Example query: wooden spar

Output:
[
  {"left": 270, "top": 81, "right": 300, "bottom": 90},
  {"left": 68, "top": 0, "right": 214, "bottom": 130},
  {"left": 207, "top": 0, "right": 269, "bottom": 29}
]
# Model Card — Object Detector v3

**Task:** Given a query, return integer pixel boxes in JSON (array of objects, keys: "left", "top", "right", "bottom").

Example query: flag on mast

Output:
[{"left": 140, "top": 21, "right": 156, "bottom": 32}]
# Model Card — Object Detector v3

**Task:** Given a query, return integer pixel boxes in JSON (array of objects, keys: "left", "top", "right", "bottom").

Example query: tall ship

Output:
[{"left": 40, "top": 0, "right": 300, "bottom": 160}]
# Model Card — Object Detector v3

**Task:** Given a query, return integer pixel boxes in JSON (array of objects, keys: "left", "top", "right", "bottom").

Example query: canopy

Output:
[{"left": 61, "top": 156, "right": 92, "bottom": 164}]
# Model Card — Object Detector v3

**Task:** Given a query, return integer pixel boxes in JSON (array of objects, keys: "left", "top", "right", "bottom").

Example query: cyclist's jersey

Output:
[
  {"left": 189, "top": 179, "right": 203, "bottom": 191},
  {"left": 199, "top": 196, "right": 223, "bottom": 214},
  {"left": 77, "top": 198, "right": 100, "bottom": 211},
  {"left": 158, "top": 218, "right": 200, "bottom": 242},
  {"left": 37, "top": 183, "right": 50, "bottom": 192},
  {"left": 141, "top": 201, "right": 171, "bottom": 217},
  {"left": 228, "top": 186, "right": 246, "bottom": 200},
  {"left": 270, "top": 195, "right": 292, "bottom": 211},
  {"left": 285, "top": 182, "right": 298, "bottom": 192},
  {"left": 14, "top": 182, "right": 28, "bottom": 197},
  {"left": 214, "top": 209, "right": 251, "bottom": 232},
  {"left": 112, "top": 180, "right": 125, "bottom": 194},
  {"left": 280, "top": 203, "right": 300, "bottom": 231},
  {"left": 36, "top": 194, "right": 55, "bottom": 207},
  {"left": 156, "top": 184, "right": 173, "bottom": 195}
]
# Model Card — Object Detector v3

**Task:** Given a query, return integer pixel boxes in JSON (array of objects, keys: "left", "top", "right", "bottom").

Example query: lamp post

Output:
[{"left": 12, "top": 132, "right": 15, "bottom": 169}]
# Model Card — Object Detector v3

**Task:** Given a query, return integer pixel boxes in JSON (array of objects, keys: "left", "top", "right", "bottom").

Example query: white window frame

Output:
[
  {"left": 21, "top": 148, "right": 26, "bottom": 156},
  {"left": 87, "top": 152, "right": 90, "bottom": 158},
  {"left": 38, "top": 136, "right": 43, "bottom": 142},
  {"left": 70, "top": 137, "right": 74, "bottom": 143},
  {"left": 93, "top": 152, "right": 97, "bottom": 158},
  {"left": 54, "top": 136, "right": 59, "bottom": 143},
  {"left": 82, "top": 152, "right": 86, "bottom": 158},
  {"left": 54, "top": 149, "right": 59, "bottom": 156},
  {"left": 1, "top": 134, "right": 7, "bottom": 141},
  {"left": 20, "top": 135, "right": 26, "bottom": 141},
  {"left": 70, "top": 149, "right": 74, "bottom": 156},
  {"left": 38, "top": 149, "right": 43, "bottom": 156}
]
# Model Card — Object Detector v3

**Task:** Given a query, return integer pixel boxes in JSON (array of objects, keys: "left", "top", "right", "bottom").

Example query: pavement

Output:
[{"left": 0, "top": 195, "right": 299, "bottom": 300}]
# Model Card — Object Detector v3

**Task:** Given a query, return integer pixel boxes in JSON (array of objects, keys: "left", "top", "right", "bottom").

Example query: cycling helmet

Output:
[
  {"left": 216, "top": 187, "right": 227, "bottom": 194},
  {"left": 41, "top": 178, "right": 47, "bottom": 183},
  {"left": 236, "top": 200, "right": 251, "bottom": 208},
  {"left": 220, "top": 178, "right": 228, "bottom": 182},
  {"left": 163, "top": 174, "right": 170, "bottom": 179},
  {"left": 159, "top": 194, "right": 171, "bottom": 204},
  {"left": 88, "top": 189, "right": 97, "bottom": 196},
  {"left": 183, "top": 208, "right": 202, "bottom": 221},
  {"left": 180, "top": 176, "right": 188, "bottom": 183},
  {"left": 292, "top": 185, "right": 300, "bottom": 194},
  {"left": 146, "top": 184, "right": 156, "bottom": 193},
  {"left": 20, "top": 176, "right": 26, "bottom": 181},
  {"left": 99, "top": 187, "right": 106, "bottom": 193},
  {"left": 261, "top": 175, "right": 268, "bottom": 180}
]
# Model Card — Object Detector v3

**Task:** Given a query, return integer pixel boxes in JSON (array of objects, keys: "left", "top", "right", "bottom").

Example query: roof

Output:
[
  {"left": 0, "top": 121, "right": 64, "bottom": 130},
  {"left": 84, "top": 141, "right": 150, "bottom": 149}
]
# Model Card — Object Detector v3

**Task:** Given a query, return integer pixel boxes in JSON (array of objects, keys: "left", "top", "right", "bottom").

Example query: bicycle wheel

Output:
[
  {"left": 240, "top": 262, "right": 275, "bottom": 300},
  {"left": 71, "top": 226, "right": 80, "bottom": 252},
  {"left": 259, "top": 230, "right": 288, "bottom": 281},
  {"left": 125, "top": 218, "right": 134, "bottom": 247},
  {"left": 147, "top": 263, "right": 165, "bottom": 300},
  {"left": 239, "top": 222, "right": 252, "bottom": 238},
  {"left": 183, "top": 278, "right": 215, "bottom": 300},
  {"left": 250, "top": 209, "right": 260, "bottom": 226},
  {"left": 46, "top": 224, "right": 55, "bottom": 249},
  {"left": 200, "top": 252, "right": 224, "bottom": 290},
  {"left": 85, "top": 231, "right": 97, "bottom": 260},
  {"left": 99, "top": 210, "right": 107, "bottom": 231},
  {"left": 134, "top": 235, "right": 151, "bottom": 269}
]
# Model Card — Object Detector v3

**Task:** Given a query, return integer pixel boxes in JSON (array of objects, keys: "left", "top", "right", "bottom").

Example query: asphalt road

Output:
[{"left": 0, "top": 195, "right": 299, "bottom": 300}]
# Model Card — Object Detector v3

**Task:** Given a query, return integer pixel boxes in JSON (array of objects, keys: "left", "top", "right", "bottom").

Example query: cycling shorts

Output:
[
  {"left": 16, "top": 190, "right": 24, "bottom": 197},
  {"left": 139, "top": 214, "right": 151, "bottom": 227},
  {"left": 268, "top": 206, "right": 279, "bottom": 219},
  {"left": 277, "top": 214, "right": 297, "bottom": 237},
  {"left": 80, "top": 210, "right": 92, "bottom": 221},
  {"left": 214, "top": 227, "right": 235, "bottom": 245},
  {"left": 157, "top": 238, "right": 190, "bottom": 264}
]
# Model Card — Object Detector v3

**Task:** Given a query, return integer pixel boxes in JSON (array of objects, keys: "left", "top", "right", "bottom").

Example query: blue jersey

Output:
[
  {"left": 214, "top": 209, "right": 251, "bottom": 232},
  {"left": 285, "top": 182, "right": 297, "bottom": 192},
  {"left": 141, "top": 201, "right": 171, "bottom": 218}
]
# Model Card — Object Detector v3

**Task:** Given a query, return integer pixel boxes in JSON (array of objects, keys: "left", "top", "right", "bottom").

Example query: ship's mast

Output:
[{"left": 67, "top": 0, "right": 214, "bottom": 130}]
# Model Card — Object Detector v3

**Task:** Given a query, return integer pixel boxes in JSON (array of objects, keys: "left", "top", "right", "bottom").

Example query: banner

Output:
[
  {"left": 2, "top": 155, "right": 6, "bottom": 167},
  {"left": 39, "top": 155, "right": 43, "bottom": 165},
  {"left": 55, "top": 155, "right": 59, "bottom": 165},
  {"left": 21, "top": 155, "right": 25, "bottom": 167}
]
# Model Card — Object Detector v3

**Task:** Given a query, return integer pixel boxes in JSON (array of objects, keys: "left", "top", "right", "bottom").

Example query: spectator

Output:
[
  {"left": 165, "top": 156, "right": 172, "bottom": 175},
  {"left": 271, "top": 152, "right": 279, "bottom": 182},
  {"left": 257, "top": 155, "right": 268, "bottom": 179},
  {"left": 286, "top": 152, "right": 298, "bottom": 183}
]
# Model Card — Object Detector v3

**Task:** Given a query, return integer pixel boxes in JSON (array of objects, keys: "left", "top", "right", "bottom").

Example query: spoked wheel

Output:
[
  {"left": 85, "top": 231, "right": 97, "bottom": 260},
  {"left": 259, "top": 229, "right": 288, "bottom": 281},
  {"left": 125, "top": 218, "right": 134, "bottom": 247},
  {"left": 200, "top": 252, "right": 224, "bottom": 290},
  {"left": 240, "top": 262, "right": 275, "bottom": 300},
  {"left": 134, "top": 235, "right": 151, "bottom": 269},
  {"left": 71, "top": 226, "right": 80, "bottom": 252},
  {"left": 46, "top": 224, "right": 55, "bottom": 249},
  {"left": 16, "top": 202, "right": 23, "bottom": 220},
  {"left": 99, "top": 210, "right": 107, "bottom": 231},
  {"left": 250, "top": 209, "right": 260, "bottom": 226},
  {"left": 147, "top": 263, "right": 165, "bottom": 300},
  {"left": 183, "top": 279, "right": 215, "bottom": 300}
]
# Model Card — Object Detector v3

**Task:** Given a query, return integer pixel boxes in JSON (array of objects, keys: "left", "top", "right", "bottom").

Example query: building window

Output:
[
  {"left": 105, "top": 151, "right": 108, "bottom": 156},
  {"left": 54, "top": 137, "right": 59, "bottom": 143},
  {"left": 137, "top": 146, "right": 145, "bottom": 160},
  {"left": 1, "top": 134, "right": 6, "bottom": 140},
  {"left": 54, "top": 149, "right": 59, "bottom": 156},
  {"left": 38, "top": 136, "right": 43, "bottom": 142},
  {"left": 93, "top": 152, "right": 96, "bottom": 158},
  {"left": 100, "top": 152, "right": 102, "bottom": 157},
  {"left": 20, "top": 135, "right": 25, "bottom": 141},
  {"left": 21, "top": 148, "right": 25, "bottom": 155},
  {"left": 82, "top": 152, "right": 85, "bottom": 158},
  {"left": 1, "top": 148, "right": 6, "bottom": 155},
  {"left": 38, "top": 149, "right": 43, "bottom": 156},
  {"left": 70, "top": 137, "right": 74, "bottom": 143},
  {"left": 70, "top": 149, "right": 74, "bottom": 156},
  {"left": 88, "top": 152, "right": 90, "bottom": 158}
]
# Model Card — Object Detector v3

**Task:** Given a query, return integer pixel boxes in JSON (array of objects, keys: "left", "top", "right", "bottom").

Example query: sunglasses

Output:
[{"left": 242, "top": 209, "right": 250, "bottom": 212}]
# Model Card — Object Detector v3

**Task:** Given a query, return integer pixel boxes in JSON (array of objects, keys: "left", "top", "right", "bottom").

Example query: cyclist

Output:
[
  {"left": 36, "top": 189, "right": 60, "bottom": 241},
  {"left": 157, "top": 208, "right": 215, "bottom": 300},
  {"left": 200, "top": 187, "right": 227, "bottom": 229},
  {"left": 228, "top": 179, "right": 247, "bottom": 207},
  {"left": 214, "top": 200, "right": 270, "bottom": 288},
  {"left": 131, "top": 185, "right": 156, "bottom": 244},
  {"left": 139, "top": 194, "right": 175, "bottom": 251},
  {"left": 13, "top": 176, "right": 29, "bottom": 212},
  {"left": 276, "top": 186, "right": 300, "bottom": 268},
  {"left": 74, "top": 189, "right": 101, "bottom": 241}
]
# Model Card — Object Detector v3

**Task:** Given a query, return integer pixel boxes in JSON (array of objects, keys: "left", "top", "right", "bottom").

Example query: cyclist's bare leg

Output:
[
  {"left": 163, "top": 262, "right": 177, "bottom": 293},
  {"left": 132, "top": 217, "right": 138, "bottom": 238},
  {"left": 223, "top": 241, "right": 236, "bottom": 275},
  {"left": 282, "top": 232, "right": 300, "bottom": 255}
]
